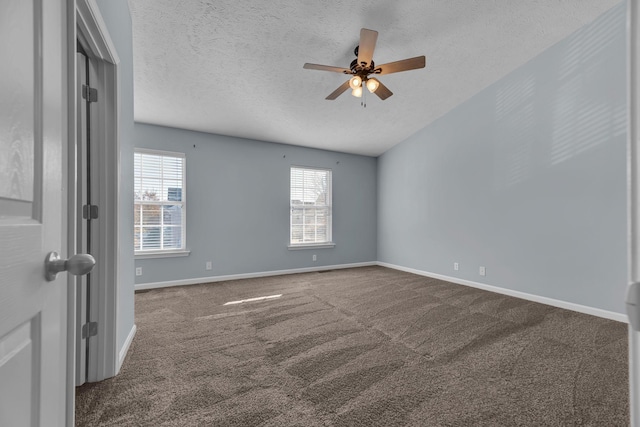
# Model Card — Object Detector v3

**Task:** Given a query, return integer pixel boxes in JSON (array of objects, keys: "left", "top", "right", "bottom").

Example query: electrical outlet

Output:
[
  {"left": 454, "top": 262, "right": 459, "bottom": 271},
  {"left": 206, "top": 261, "right": 212, "bottom": 270},
  {"left": 312, "top": 254, "right": 317, "bottom": 262},
  {"left": 135, "top": 267, "right": 142, "bottom": 276},
  {"left": 479, "top": 266, "right": 486, "bottom": 276}
]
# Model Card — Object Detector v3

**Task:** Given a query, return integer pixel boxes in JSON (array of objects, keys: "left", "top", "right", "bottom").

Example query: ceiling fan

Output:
[{"left": 303, "top": 28, "right": 426, "bottom": 101}]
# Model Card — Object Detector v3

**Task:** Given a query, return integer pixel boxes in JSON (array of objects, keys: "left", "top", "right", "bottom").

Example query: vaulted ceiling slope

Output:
[{"left": 128, "top": 0, "right": 621, "bottom": 157}]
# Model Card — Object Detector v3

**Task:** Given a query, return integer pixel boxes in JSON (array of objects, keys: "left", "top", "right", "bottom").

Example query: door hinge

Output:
[
  {"left": 627, "top": 282, "right": 640, "bottom": 331},
  {"left": 82, "top": 322, "right": 98, "bottom": 339},
  {"left": 82, "top": 84, "right": 98, "bottom": 103},
  {"left": 83, "top": 204, "right": 99, "bottom": 219}
]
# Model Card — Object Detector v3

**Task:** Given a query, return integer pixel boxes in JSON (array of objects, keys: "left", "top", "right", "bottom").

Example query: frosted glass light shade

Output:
[
  {"left": 366, "top": 78, "right": 380, "bottom": 93},
  {"left": 349, "top": 76, "right": 362, "bottom": 90},
  {"left": 352, "top": 86, "right": 363, "bottom": 97}
]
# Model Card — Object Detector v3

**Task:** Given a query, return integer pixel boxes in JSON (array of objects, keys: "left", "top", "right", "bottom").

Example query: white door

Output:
[
  {"left": 0, "top": 0, "right": 75, "bottom": 425},
  {"left": 74, "top": 43, "right": 101, "bottom": 386},
  {"left": 75, "top": 45, "right": 90, "bottom": 387}
]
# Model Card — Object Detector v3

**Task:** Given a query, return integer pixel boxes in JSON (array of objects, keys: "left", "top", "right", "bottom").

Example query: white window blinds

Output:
[
  {"left": 134, "top": 150, "right": 186, "bottom": 252},
  {"left": 290, "top": 167, "right": 332, "bottom": 245}
]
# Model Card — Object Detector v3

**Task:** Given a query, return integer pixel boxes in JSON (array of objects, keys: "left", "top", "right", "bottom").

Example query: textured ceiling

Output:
[{"left": 128, "top": 0, "right": 621, "bottom": 156}]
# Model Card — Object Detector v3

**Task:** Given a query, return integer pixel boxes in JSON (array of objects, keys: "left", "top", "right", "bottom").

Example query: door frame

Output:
[
  {"left": 630, "top": 0, "right": 640, "bottom": 425},
  {"left": 65, "top": 0, "right": 120, "bottom": 422}
]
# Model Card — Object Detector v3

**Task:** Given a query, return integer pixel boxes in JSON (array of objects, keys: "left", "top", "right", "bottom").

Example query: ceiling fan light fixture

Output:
[
  {"left": 366, "top": 78, "right": 380, "bottom": 93},
  {"left": 303, "top": 28, "right": 425, "bottom": 102},
  {"left": 349, "top": 75, "right": 362, "bottom": 90}
]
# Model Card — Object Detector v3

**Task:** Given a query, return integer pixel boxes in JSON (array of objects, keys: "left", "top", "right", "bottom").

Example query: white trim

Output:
[
  {"left": 134, "top": 261, "right": 377, "bottom": 291},
  {"left": 134, "top": 149, "right": 187, "bottom": 253},
  {"left": 290, "top": 166, "right": 333, "bottom": 247},
  {"left": 290, "top": 164, "right": 334, "bottom": 172},
  {"left": 135, "top": 250, "right": 191, "bottom": 259},
  {"left": 65, "top": 3, "right": 76, "bottom": 425},
  {"left": 134, "top": 259, "right": 627, "bottom": 322},
  {"left": 135, "top": 147, "right": 185, "bottom": 158},
  {"left": 288, "top": 243, "right": 335, "bottom": 250},
  {"left": 73, "top": 0, "right": 121, "bottom": 388},
  {"left": 377, "top": 262, "right": 628, "bottom": 323},
  {"left": 116, "top": 324, "right": 136, "bottom": 374},
  {"left": 628, "top": 0, "right": 640, "bottom": 424},
  {"left": 76, "top": 0, "right": 119, "bottom": 64}
]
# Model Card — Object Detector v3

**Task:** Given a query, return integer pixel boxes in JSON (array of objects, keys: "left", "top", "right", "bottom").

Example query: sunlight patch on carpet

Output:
[{"left": 224, "top": 294, "right": 282, "bottom": 305}]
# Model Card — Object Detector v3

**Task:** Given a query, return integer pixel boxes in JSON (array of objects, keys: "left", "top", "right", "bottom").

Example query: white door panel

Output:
[
  {"left": 0, "top": 322, "right": 34, "bottom": 427},
  {"left": 0, "top": 0, "right": 68, "bottom": 425}
]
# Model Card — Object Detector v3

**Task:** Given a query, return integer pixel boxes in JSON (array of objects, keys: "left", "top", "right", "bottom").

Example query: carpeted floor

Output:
[{"left": 75, "top": 266, "right": 629, "bottom": 426}]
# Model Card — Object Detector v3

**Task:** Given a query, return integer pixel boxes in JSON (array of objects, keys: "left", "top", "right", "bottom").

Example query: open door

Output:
[
  {"left": 75, "top": 41, "right": 97, "bottom": 387},
  {"left": 0, "top": 0, "right": 94, "bottom": 425},
  {"left": 72, "top": 0, "right": 122, "bottom": 384}
]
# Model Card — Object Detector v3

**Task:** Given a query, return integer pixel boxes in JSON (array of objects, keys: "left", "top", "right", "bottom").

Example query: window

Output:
[
  {"left": 290, "top": 166, "right": 333, "bottom": 247},
  {"left": 134, "top": 149, "right": 186, "bottom": 255}
]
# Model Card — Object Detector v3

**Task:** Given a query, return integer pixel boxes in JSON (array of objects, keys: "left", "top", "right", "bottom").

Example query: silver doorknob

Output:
[{"left": 45, "top": 251, "right": 95, "bottom": 281}]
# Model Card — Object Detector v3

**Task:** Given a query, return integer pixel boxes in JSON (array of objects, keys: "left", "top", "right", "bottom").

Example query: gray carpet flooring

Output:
[{"left": 75, "top": 266, "right": 629, "bottom": 426}]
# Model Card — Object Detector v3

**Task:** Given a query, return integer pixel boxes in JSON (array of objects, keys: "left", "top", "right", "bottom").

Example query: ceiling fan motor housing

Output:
[{"left": 350, "top": 56, "right": 375, "bottom": 75}]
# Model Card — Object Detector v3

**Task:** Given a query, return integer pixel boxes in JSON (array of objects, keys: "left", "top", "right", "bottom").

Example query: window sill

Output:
[
  {"left": 288, "top": 243, "right": 336, "bottom": 250},
  {"left": 135, "top": 250, "right": 191, "bottom": 259}
]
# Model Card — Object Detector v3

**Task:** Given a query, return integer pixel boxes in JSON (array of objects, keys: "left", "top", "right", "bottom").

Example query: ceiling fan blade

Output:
[
  {"left": 376, "top": 56, "right": 426, "bottom": 75},
  {"left": 326, "top": 80, "right": 351, "bottom": 100},
  {"left": 357, "top": 28, "right": 378, "bottom": 68},
  {"left": 373, "top": 80, "right": 393, "bottom": 100},
  {"left": 303, "top": 63, "right": 351, "bottom": 74}
]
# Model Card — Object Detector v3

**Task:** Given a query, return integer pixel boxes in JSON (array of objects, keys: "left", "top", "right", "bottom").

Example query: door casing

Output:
[
  {"left": 65, "top": 0, "right": 121, "bottom": 422},
  {"left": 628, "top": 0, "right": 640, "bottom": 425}
]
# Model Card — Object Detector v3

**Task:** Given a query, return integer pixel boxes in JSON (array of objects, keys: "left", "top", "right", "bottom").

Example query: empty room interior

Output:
[{"left": 73, "top": 0, "right": 634, "bottom": 425}]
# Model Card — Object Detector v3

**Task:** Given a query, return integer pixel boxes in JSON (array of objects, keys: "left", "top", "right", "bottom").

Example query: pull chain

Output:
[{"left": 362, "top": 83, "right": 367, "bottom": 108}]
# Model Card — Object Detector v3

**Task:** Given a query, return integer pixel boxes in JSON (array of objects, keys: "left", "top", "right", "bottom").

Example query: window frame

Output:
[
  {"left": 288, "top": 165, "right": 335, "bottom": 250},
  {"left": 134, "top": 148, "right": 189, "bottom": 258}
]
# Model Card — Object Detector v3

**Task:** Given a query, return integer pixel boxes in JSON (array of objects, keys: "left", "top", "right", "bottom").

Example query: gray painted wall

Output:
[
  {"left": 378, "top": 3, "right": 628, "bottom": 314},
  {"left": 94, "top": 0, "right": 136, "bottom": 352},
  {"left": 133, "top": 124, "right": 377, "bottom": 284},
  {"left": 95, "top": 0, "right": 627, "bottom": 355},
  {"left": 94, "top": 0, "right": 376, "bottom": 354}
]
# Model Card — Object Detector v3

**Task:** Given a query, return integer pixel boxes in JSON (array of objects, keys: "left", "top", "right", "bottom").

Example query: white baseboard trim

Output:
[
  {"left": 116, "top": 324, "right": 137, "bottom": 374},
  {"left": 134, "top": 262, "right": 378, "bottom": 291},
  {"left": 133, "top": 260, "right": 627, "bottom": 323},
  {"left": 377, "top": 262, "right": 628, "bottom": 323}
]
